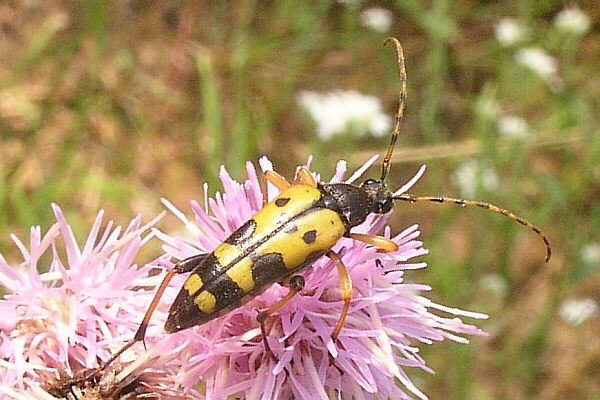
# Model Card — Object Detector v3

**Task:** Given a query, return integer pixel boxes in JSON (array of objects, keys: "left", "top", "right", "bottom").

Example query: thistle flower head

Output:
[
  {"left": 155, "top": 156, "right": 488, "bottom": 399},
  {"left": 1, "top": 156, "right": 488, "bottom": 400},
  {"left": 0, "top": 206, "right": 198, "bottom": 399}
]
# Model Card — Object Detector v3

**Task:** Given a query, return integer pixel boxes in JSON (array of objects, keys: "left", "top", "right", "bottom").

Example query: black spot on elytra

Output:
[
  {"left": 198, "top": 254, "right": 224, "bottom": 284},
  {"left": 251, "top": 252, "right": 288, "bottom": 286},
  {"left": 275, "top": 197, "right": 290, "bottom": 207},
  {"left": 302, "top": 230, "right": 317, "bottom": 244},
  {"left": 225, "top": 219, "right": 257, "bottom": 246},
  {"left": 208, "top": 274, "right": 245, "bottom": 309}
]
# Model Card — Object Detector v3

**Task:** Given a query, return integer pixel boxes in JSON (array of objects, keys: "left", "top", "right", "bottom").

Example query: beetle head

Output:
[{"left": 361, "top": 179, "right": 393, "bottom": 215}]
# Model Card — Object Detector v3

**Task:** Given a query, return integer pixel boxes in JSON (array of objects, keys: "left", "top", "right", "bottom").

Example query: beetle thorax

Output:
[{"left": 319, "top": 180, "right": 393, "bottom": 229}]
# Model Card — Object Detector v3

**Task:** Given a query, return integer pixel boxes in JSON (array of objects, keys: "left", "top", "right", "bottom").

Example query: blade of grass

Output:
[{"left": 194, "top": 47, "right": 224, "bottom": 190}]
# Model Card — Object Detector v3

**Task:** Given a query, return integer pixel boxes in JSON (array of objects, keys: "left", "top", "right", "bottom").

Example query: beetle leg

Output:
[
  {"left": 294, "top": 166, "right": 317, "bottom": 187},
  {"left": 261, "top": 171, "right": 290, "bottom": 206},
  {"left": 346, "top": 232, "right": 398, "bottom": 253},
  {"left": 78, "top": 254, "right": 209, "bottom": 384},
  {"left": 257, "top": 275, "right": 305, "bottom": 362},
  {"left": 327, "top": 250, "right": 352, "bottom": 342}
]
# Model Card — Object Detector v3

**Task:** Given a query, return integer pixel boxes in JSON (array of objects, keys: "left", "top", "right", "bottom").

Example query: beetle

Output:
[{"left": 82, "top": 37, "right": 551, "bottom": 380}]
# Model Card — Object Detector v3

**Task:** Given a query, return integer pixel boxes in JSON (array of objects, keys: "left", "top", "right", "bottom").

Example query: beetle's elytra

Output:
[
  {"left": 166, "top": 183, "right": 347, "bottom": 332},
  {"left": 74, "top": 37, "right": 551, "bottom": 384}
]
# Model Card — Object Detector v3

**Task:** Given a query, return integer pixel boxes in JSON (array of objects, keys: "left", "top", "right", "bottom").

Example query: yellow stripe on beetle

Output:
[
  {"left": 183, "top": 273, "right": 203, "bottom": 296},
  {"left": 225, "top": 258, "right": 255, "bottom": 292},
  {"left": 257, "top": 208, "right": 346, "bottom": 270},
  {"left": 194, "top": 290, "right": 217, "bottom": 314},
  {"left": 213, "top": 242, "right": 243, "bottom": 267},
  {"left": 252, "top": 185, "right": 322, "bottom": 240}
]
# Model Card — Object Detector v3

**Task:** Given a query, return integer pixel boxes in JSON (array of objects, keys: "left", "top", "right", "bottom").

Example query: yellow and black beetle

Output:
[{"left": 86, "top": 38, "right": 551, "bottom": 378}]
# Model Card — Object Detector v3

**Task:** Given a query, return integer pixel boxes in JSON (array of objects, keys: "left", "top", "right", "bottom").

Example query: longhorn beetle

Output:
[{"left": 80, "top": 38, "right": 551, "bottom": 382}]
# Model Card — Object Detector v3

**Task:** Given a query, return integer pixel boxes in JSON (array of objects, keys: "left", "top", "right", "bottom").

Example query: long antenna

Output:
[
  {"left": 380, "top": 37, "right": 407, "bottom": 182},
  {"left": 394, "top": 194, "right": 552, "bottom": 262}
]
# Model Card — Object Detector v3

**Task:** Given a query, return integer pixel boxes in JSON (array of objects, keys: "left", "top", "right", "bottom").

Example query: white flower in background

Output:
[
  {"left": 515, "top": 47, "right": 561, "bottom": 90},
  {"left": 495, "top": 18, "right": 529, "bottom": 46},
  {"left": 554, "top": 6, "right": 591, "bottom": 36},
  {"left": 559, "top": 298, "right": 598, "bottom": 326},
  {"left": 516, "top": 48, "right": 557, "bottom": 79},
  {"left": 337, "top": 0, "right": 363, "bottom": 8},
  {"left": 297, "top": 90, "right": 392, "bottom": 140},
  {"left": 475, "top": 95, "right": 501, "bottom": 119},
  {"left": 479, "top": 273, "right": 508, "bottom": 297},
  {"left": 497, "top": 115, "right": 531, "bottom": 140},
  {"left": 453, "top": 159, "right": 499, "bottom": 198},
  {"left": 360, "top": 8, "right": 393, "bottom": 32},
  {"left": 580, "top": 243, "right": 600, "bottom": 265}
]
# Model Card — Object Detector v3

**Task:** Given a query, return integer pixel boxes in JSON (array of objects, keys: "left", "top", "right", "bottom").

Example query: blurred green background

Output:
[{"left": 1, "top": 1, "right": 599, "bottom": 399}]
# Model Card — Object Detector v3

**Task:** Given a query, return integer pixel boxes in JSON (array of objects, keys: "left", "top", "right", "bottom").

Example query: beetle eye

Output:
[
  {"left": 383, "top": 198, "right": 393, "bottom": 213},
  {"left": 377, "top": 199, "right": 389, "bottom": 213}
]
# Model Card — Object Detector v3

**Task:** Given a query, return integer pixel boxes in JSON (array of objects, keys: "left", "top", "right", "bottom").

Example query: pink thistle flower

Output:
[
  {"left": 0, "top": 156, "right": 488, "bottom": 399},
  {"left": 152, "top": 156, "right": 488, "bottom": 400},
  {"left": 0, "top": 205, "right": 199, "bottom": 399}
]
